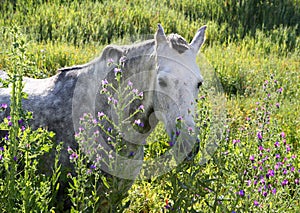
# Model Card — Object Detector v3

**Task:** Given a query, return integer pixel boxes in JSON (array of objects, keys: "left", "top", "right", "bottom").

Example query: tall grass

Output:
[
  {"left": 0, "top": 0, "right": 299, "bottom": 47},
  {"left": 0, "top": 0, "right": 299, "bottom": 212}
]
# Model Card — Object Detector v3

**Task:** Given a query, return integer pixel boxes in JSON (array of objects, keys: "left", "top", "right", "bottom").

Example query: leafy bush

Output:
[{"left": 0, "top": 28, "right": 61, "bottom": 213}]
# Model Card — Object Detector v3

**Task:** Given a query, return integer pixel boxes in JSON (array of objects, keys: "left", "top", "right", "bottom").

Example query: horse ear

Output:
[
  {"left": 101, "top": 45, "right": 124, "bottom": 62},
  {"left": 155, "top": 24, "right": 167, "bottom": 45},
  {"left": 190, "top": 25, "right": 207, "bottom": 53}
]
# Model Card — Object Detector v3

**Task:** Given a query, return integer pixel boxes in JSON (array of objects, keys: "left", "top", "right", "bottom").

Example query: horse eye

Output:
[
  {"left": 158, "top": 78, "right": 167, "bottom": 87},
  {"left": 197, "top": 82, "right": 203, "bottom": 89}
]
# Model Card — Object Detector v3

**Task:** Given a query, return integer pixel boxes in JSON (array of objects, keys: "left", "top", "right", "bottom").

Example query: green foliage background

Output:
[{"left": 0, "top": 0, "right": 299, "bottom": 212}]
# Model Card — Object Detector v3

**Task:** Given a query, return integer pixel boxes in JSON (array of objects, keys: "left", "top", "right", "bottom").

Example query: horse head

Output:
[{"left": 153, "top": 24, "right": 206, "bottom": 149}]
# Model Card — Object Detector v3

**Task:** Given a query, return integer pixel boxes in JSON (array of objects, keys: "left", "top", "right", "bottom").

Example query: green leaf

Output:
[{"left": 101, "top": 176, "right": 110, "bottom": 189}]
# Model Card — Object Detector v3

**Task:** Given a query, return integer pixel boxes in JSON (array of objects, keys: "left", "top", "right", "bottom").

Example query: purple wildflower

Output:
[
  {"left": 90, "top": 164, "right": 96, "bottom": 170},
  {"left": 283, "top": 139, "right": 286, "bottom": 145},
  {"left": 286, "top": 144, "right": 291, "bottom": 152},
  {"left": 21, "top": 126, "right": 26, "bottom": 131},
  {"left": 132, "top": 88, "right": 138, "bottom": 94},
  {"left": 1, "top": 103, "right": 7, "bottom": 109},
  {"left": 13, "top": 156, "right": 17, "bottom": 161},
  {"left": 107, "top": 58, "right": 114, "bottom": 66},
  {"left": 0, "top": 155, "right": 2, "bottom": 160},
  {"left": 275, "top": 103, "right": 280, "bottom": 108},
  {"left": 295, "top": 179, "right": 299, "bottom": 185},
  {"left": 249, "top": 155, "right": 255, "bottom": 162},
  {"left": 187, "top": 126, "right": 193, "bottom": 133},
  {"left": 257, "top": 132, "right": 263, "bottom": 140},
  {"left": 108, "top": 58, "right": 114, "bottom": 63},
  {"left": 128, "top": 80, "right": 133, "bottom": 87},
  {"left": 262, "top": 191, "right": 268, "bottom": 197},
  {"left": 134, "top": 119, "right": 144, "bottom": 127},
  {"left": 281, "top": 179, "right": 288, "bottom": 186},
  {"left": 176, "top": 116, "right": 183, "bottom": 122},
  {"left": 272, "top": 188, "right": 277, "bottom": 194},
  {"left": 280, "top": 132, "right": 286, "bottom": 138},
  {"left": 18, "top": 119, "right": 23, "bottom": 125},
  {"left": 138, "top": 105, "right": 144, "bottom": 111},
  {"left": 238, "top": 190, "right": 245, "bottom": 197},
  {"left": 113, "top": 98, "right": 118, "bottom": 105},
  {"left": 267, "top": 169, "right": 275, "bottom": 177},
  {"left": 69, "top": 152, "right": 78, "bottom": 161},
  {"left": 101, "top": 79, "right": 108, "bottom": 86},
  {"left": 114, "top": 68, "right": 122, "bottom": 75},
  {"left": 94, "top": 130, "right": 99, "bottom": 136},
  {"left": 233, "top": 139, "right": 240, "bottom": 145},
  {"left": 274, "top": 141, "right": 280, "bottom": 147},
  {"left": 67, "top": 146, "right": 73, "bottom": 154},
  {"left": 67, "top": 172, "right": 72, "bottom": 178},
  {"left": 0, "top": 147, "right": 4, "bottom": 151},
  {"left": 101, "top": 88, "right": 107, "bottom": 93},
  {"left": 169, "top": 141, "right": 175, "bottom": 147},
  {"left": 98, "top": 111, "right": 105, "bottom": 118},
  {"left": 277, "top": 87, "right": 283, "bottom": 93},
  {"left": 260, "top": 177, "right": 265, "bottom": 185},
  {"left": 119, "top": 56, "right": 127, "bottom": 63},
  {"left": 254, "top": 200, "right": 259, "bottom": 207}
]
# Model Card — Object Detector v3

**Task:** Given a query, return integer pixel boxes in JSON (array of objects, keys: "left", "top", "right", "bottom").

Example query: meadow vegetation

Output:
[{"left": 0, "top": 0, "right": 299, "bottom": 212}]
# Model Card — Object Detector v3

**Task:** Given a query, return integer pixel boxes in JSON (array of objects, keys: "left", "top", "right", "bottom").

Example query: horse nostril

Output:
[{"left": 197, "top": 82, "right": 203, "bottom": 89}]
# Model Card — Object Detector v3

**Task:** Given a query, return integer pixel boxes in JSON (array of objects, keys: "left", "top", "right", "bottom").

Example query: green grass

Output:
[{"left": 0, "top": 0, "right": 299, "bottom": 212}]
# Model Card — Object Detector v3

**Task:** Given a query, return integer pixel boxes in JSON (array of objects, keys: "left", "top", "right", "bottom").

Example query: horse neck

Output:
[{"left": 122, "top": 42, "right": 158, "bottom": 134}]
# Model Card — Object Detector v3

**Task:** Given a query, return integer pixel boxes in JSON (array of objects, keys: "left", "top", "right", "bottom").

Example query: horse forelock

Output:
[{"left": 167, "top": 33, "right": 190, "bottom": 54}]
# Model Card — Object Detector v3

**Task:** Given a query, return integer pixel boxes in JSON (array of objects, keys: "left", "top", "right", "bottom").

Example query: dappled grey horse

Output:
[{"left": 0, "top": 24, "right": 206, "bottom": 211}]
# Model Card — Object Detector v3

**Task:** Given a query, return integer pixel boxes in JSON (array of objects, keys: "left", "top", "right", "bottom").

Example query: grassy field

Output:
[{"left": 0, "top": 0, "right": 299, "bottom": 212}]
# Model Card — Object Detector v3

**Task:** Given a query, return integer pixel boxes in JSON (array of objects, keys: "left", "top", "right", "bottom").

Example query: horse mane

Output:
[
  {"left": 58, "top": 40, "right": 155, "bottom": 73},
  {"left": 58, "top": 32, "right": 188, "bottom": 73},
  {"left": 167, "top": 33, "right": 190, "bottom": 54}
]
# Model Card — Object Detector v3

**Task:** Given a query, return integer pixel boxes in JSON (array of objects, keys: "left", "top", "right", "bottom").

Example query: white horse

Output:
[{"left": 0, "top": 24, "right": 206, "bottom": 211}]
